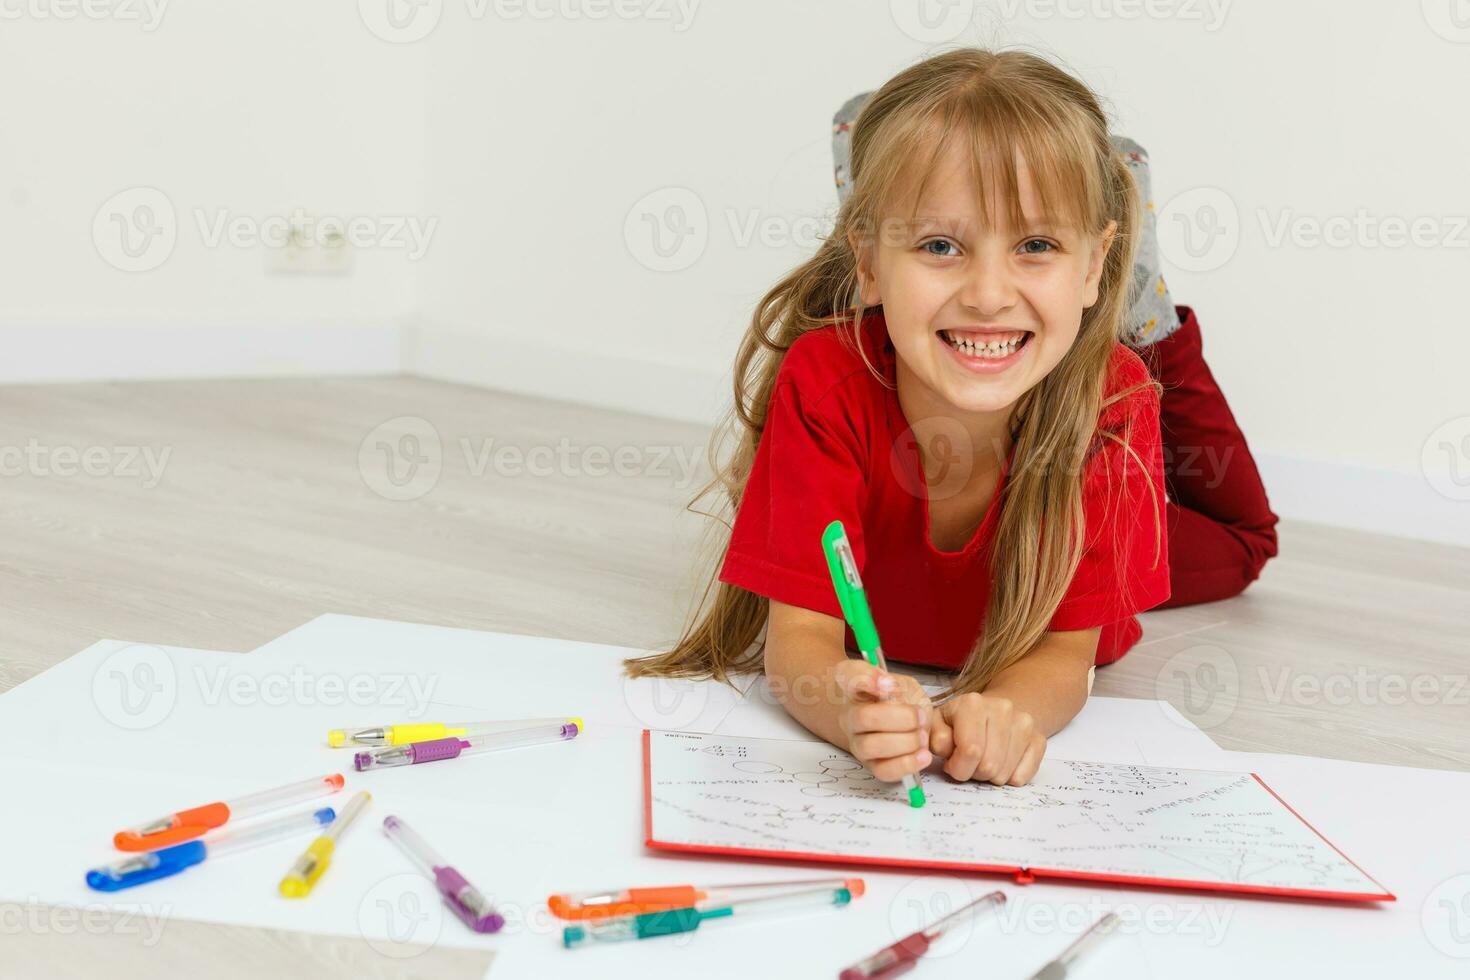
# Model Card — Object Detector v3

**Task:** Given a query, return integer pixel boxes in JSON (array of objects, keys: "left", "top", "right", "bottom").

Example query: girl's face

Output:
[{"left": 851, "top": 144, "right": 1116, "bottom": 422}]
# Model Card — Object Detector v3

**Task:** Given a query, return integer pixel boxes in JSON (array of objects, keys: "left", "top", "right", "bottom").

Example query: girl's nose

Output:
[{"left": 958, "top": 260, "right": 1019, "bottom": 317}]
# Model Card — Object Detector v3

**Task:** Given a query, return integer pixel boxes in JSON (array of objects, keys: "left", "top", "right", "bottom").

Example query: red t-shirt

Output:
[{"left": 718, "top": 309, "right": 1171, "bottom": 670}]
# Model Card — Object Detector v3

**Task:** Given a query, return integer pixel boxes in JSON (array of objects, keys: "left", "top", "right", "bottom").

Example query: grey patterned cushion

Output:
[{"left": 831, "top": 93, "right": 1180, "bottom": 347}]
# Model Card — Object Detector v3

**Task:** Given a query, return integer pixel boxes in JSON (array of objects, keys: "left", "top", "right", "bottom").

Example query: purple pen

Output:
[
  {"left": 353, "top": 718, "right": 582, "bottom": 772},
  {"left": 383, "top": 815, "right": 505, "bottom": 933}
]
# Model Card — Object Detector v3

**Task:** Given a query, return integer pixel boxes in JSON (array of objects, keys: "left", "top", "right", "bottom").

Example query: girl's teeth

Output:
[{"left": 944, "top": 330, "right": 1026, "bottom": 358}]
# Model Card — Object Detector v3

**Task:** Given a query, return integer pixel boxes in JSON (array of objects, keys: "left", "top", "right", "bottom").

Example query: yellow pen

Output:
[
  {"left": 279, "top": 790, "right": 371, "bottom": 897},
  {"left": 327, "top": 721, "right": 522, "bottom": 748}
]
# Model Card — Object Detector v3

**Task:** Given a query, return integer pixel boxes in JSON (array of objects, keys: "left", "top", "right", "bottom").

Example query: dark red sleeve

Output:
[
  {"left": 1048, "top": 368, "right": 1172, "bottom": 632},
  {"left": 717, "top": 379, "right": 868, "bottom": 619}
]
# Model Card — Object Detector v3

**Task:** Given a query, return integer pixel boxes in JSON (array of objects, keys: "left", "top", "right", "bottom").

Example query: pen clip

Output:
[
  {"left": 823, "top": 520, "right": 886, "bottom": 658},
  {"left": 113, "top": 802, "right": 230, "bottom": 851},
  {"left": 86, "top": 841, "right": 207, "bottom": 891},
  {"left": 833, "top": 538, "right": 861, "bottom": 589},
  {"left": 821, "top": 521, "right": 861, "bottom": 622}
]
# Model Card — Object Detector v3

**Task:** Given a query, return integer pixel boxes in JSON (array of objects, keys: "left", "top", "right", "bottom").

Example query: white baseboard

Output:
[
  {"left": 5, "top": 320, "right": 1464, "bottom": 550},
  {"left": 1254, "top": 453, "right": 1469, "bottom": 550},
  {"left": 0, "top": 320, "right": 403, "bottom": 383}
]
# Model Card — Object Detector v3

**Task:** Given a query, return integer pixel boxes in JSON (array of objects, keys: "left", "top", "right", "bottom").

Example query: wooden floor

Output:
[
  {"left": 3, "top": 374, "right": 1467, "bottom": 978},
  {"left": 2, "top": 374, "right": 1468, "bottom": 772}
]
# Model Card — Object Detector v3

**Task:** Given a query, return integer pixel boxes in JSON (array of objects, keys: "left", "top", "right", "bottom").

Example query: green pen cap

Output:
[
  {"left": 634, "top": 906, "right": 705, "bottom": 939},
  {"left": 821, "top": 520, "right": 881, "bottom": 656}
]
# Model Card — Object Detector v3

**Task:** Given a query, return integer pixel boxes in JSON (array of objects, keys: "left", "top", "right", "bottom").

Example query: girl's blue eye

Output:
[
  {"left": 922, "top": 239, "right": 958, "bottom": 257},
  {"left": 1021, "top": 238, "right": 1056, "bottom": 255}
]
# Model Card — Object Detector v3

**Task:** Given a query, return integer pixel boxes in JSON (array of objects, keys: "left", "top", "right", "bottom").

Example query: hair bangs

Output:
[{"left": 874, "top": 90, "right": 1106, "bottom": 241}]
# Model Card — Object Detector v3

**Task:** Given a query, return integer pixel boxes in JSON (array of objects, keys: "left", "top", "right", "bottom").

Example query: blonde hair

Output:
[{"left": 626, "top": 47, "right": 1161, "bottom": 698}]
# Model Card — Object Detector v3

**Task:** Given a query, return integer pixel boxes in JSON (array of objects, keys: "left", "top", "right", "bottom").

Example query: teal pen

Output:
[
  {"left": 562, "top": 882, "right": 858, "bottom": 948},
  {"left": 821, "top": 520, "right": 926, "bottom": 808}
]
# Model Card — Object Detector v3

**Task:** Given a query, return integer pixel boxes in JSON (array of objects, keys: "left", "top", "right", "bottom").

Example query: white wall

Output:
[
  {"left": 0, "top": 2, "right": 426, "bottom": 367},
  {"left": 2, "top": 2, "right": 1466, "bottom": 545},
  {"left": 407, "top": 1, "right": 1470, "bottom": 545}
]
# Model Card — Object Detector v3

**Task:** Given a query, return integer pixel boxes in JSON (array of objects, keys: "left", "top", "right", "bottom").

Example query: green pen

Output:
[
  {"left": 562, "top": 883, "right": 857, "bottom": 948},
  {"left": 821, "top": 519, "right": 927, "bottom": 808}
]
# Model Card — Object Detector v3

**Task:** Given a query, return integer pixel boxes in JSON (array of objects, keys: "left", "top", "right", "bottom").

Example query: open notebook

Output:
[{"left": 642, "top": 731, "right": 1393, "bottom": 903}]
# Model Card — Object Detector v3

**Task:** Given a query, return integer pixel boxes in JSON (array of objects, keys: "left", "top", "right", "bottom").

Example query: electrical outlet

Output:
[{"left": 264, "top": 212, "right": 353, "bottom": 275}]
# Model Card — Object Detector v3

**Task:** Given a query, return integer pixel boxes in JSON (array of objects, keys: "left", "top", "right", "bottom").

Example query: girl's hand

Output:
[
  {"left": 929, "top": 692, "right": 1046, "bottom": 786},
  {"left": 832, "top": 660, "right": 933, "bottom": 783}
]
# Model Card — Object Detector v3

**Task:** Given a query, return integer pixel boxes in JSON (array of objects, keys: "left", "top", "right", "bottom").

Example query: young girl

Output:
[{"left": 627, "top": 48, "right": 1277, "bottom": 788}]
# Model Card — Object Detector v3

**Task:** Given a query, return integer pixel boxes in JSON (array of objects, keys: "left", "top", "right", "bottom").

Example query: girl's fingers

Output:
[
  {"left": 877, "top": 678, "right": 931, "bottom": 743},
  {"left": 989, "top": 739, "right": 1025, "bottom": 786},
  {"left": 976, "top": 718, "right": 1016, "bottom": 784},
  {"left": 869, "top": 748, "right": 933, "bottom": 783},
  {"left": 850, "top": 730, "right": 926, "bottom": 762},
  {"left": 843, "top": 700, "right": 927, "bottom": 736},
  {"left": 1007, "top": 736, "right": 1047, "bottom": 786},
  {"left": 927, "top": 711, "right": 954, "bottom": 758},
  {"left": 836, "top": 663, "right": 934, "bottom": 708},
  {"left": 987, "top": 713, "right": 1036, "bottom": 784},
  {"left": 893, "top": 675, "right": 931, "bottom": 706},
  {"left": 942, "top": 703, "right": 987, "bottom": 782},
  {"left": 832, "top": 661, "right": 890, "bottom": 702}
]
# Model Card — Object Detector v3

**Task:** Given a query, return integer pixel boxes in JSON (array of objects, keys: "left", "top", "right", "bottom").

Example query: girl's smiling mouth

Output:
[{"left": 938, "top": 327, "right": 1034, "bottom": 374}]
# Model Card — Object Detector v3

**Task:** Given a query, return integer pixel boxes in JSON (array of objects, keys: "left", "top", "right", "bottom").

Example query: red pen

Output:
[{"left": 839, "top": 890, "right": 1006, "bottom": 979}]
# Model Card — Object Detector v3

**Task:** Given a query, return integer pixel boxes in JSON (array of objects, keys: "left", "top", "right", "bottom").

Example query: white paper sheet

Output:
[
  {"left": 0, "top": 641, "right": 260, "bottom": 774},
  {"left": 0, "top": 639, "right": 583, "bottom": 792},
  {"left": 0, "top": 639, "right": 583, "bottom": 952},
  {"left": 187, "top": 618, "right": 1470, "bottom": 977},
  {"left": 0, "top": 755, "right": 561, "bottom": 953},
  {"left": 6, "top": 617, "right": 1466, "bottom": 979},
  {"left": 645, "top": 731, "right": 1390, "bottom": 900},
  {"left": 243, "top": 614, "right": 746, "bottom": 735}
]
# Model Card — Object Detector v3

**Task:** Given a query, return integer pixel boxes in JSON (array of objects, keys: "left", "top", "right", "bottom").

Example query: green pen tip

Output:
[
  {"left": 908, "top": 785, "right": 927, "bottom": 808},
  {"left": 563, "top": 926, "right": 585, "bottom": 949}
]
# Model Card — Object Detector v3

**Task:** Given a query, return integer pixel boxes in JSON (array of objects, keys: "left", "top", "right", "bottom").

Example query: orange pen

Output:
[
  {"left": 549, "top": 877, "right": 865, "bottom": 920},
  {"left": 113, "top": 774, "right": 346, "bottom": 851}
]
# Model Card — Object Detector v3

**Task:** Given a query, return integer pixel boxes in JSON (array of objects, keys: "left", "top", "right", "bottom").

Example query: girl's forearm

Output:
[
  {"left": 763, "top": 635, "right": 852, "bottom": 749},
  {"left": 979, "top": 628, "right": 1100, "bottom": 736}
]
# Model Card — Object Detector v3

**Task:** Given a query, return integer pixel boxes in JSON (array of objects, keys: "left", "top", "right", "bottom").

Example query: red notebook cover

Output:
[{"left": 641, "top": 730, "right": 1394, "bottom": 904}]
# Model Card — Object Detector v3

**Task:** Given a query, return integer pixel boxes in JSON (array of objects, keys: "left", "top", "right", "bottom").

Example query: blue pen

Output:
[{"left": 86, "top": 806, "right": 336, "bottom": 891}]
